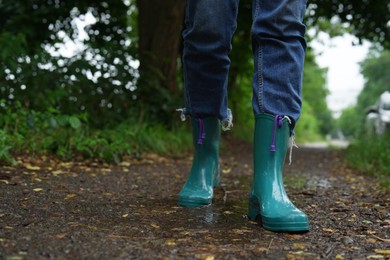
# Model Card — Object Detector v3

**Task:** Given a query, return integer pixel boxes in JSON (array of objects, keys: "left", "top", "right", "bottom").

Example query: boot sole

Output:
[
  {"left": 248, "top": 206, "right": 309, "bottom": 233},
  {"left": 262, "top": 219, "right": 309, "bottom": 232}
]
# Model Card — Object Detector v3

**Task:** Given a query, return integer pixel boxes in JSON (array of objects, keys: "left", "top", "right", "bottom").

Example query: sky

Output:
[{"left": 310, "top": 33, "right": 371, "bottom": 118}]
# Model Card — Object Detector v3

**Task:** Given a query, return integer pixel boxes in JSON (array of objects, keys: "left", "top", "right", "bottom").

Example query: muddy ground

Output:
[{"left": 0, "top": 136, "right": 389, "bottom": 259}]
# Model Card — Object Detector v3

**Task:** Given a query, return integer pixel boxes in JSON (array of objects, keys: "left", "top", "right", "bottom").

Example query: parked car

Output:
[{"left": 365, "top": 91, "right": 390, "bottom": 135}]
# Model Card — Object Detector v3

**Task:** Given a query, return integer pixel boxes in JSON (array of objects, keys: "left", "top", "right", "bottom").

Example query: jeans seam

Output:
[
  {"left": 257, "top": 44, "right": 264, "bottom": 113},
  {"left": 254, "top": 0, "right": 260, "bottom": 19}
]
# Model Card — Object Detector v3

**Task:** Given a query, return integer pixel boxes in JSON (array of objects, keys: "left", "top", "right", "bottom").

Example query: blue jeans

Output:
[{"left": 182, "top": 0, "right": 307, "bottom": 128}]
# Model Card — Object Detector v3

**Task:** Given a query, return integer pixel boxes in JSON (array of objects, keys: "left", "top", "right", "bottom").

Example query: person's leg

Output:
[
  {"left": 178, "top": 0, "right": 239, "bottom": 207},
  {"left": 181, "top": 0, "right": 239, "bottom": 124},
  {"left": 248, "top": 0, "right": 309, "bottom": 231},
  {"left": 251, "top": 0, "right": 307, "bottom": 124}
]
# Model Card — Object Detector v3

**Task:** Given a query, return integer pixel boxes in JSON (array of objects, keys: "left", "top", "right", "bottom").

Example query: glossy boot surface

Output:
[
  {"left": 248, "top": 114, "right": 309, "bottom": 232},
  {"left": 178, "top": 118, "right": 220, "bottom": 207}
]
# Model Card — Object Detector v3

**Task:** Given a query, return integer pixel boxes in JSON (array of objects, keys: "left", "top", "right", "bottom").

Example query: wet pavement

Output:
[{"left": 0, "top": 137, "right": 389, "bottom": 259}]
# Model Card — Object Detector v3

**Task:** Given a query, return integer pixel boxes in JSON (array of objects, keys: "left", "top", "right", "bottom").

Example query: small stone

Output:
[{"left": 341, "top": 236, "right": 354, "bottom": 245}]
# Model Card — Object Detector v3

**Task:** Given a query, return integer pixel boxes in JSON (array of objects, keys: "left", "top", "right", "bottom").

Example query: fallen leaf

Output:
[
  {"left": 120, "top": 161, "right": 131, "bottom": 167},
  {"left": 26, "top": 165, "right": 40, "bottom": 171},
  {"left": 374, "top": 249, "right": 390, "bottom": 255},
  {"left": 222, "top": 168, "right": 231, "bottom": 174},
  {"left": 292, "top": 243, "right": 306, "bottom": 249},
  {"left": 232, "top": 228, "right": 252, "bottom": 234},
  {"left": 367, "top": 255, "right": 386, "bottom": 259},
  {"left": 291, "top": 251, "right": 304, "bottom": 255},
  {"left": 107, "top": 234, "right": 132, "bottom": 239},
  {"left": 162, "top": 210, "right": 176, "bottom": 215},
  {"left": 53, "top": 233, "right": 67, "bottom": 239},
  {"left": 52, "top": 170, "right": 64, "bottom": 176},
  {"left": 6, "top": 256, "right": 23, "bottom": 260},
  {"left": 150, "top": 223, "right": 160, "bottom": 229},
  {"left": 65, "top": 194, "right": 76, "bottom": 199},
  {"left": 322, "top": 228, "right": 336, "bottom": 233},
  {"left": 122, "top": 214, "right": 129, "bottom": 218},
  {"left": 372, "top": 235, "right": 390, "bottom": 243},
  {"left": 205, "top": 256, "right": 214, "bottom": 260},
  {"left": 165, "top": 241, "right": 176, "bottom": 245},
  {"left": 33, "top": 188, "right": 43, "bottom": 192}
]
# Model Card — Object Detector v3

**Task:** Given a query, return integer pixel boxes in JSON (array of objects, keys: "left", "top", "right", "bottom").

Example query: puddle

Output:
[{"left": 305, "top": 176, "right": 332, "bottom": 189}]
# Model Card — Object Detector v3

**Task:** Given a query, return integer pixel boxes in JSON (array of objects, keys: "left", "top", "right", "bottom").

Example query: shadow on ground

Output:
[{"left": 0, "top": 136, "right": 389, "bottom": 259}]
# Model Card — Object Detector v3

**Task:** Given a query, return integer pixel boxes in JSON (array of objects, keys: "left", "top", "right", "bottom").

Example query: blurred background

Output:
[{"left": 0, "top": 0, "right": 389, "bottom": 179}]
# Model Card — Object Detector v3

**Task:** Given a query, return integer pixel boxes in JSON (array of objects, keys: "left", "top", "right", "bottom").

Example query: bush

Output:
[
  {"left": 345, "top": 135, "right": 390, "bottom": 190},
  {"left": 0, "top": 104, "right": 192, "bottom": 165}
]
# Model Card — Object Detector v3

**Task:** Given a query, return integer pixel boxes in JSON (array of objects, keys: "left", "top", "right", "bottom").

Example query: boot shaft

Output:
[
  {"left": 191, "top": 117, "right": 221, "bottom": 154},
  {"left": 253, "top": 114, "right": 290, "bottom": 173}
]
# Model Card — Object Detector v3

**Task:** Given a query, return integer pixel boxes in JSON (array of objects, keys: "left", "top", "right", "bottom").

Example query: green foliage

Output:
[
  {"left": 228, "top": 70, "right": 254, "bottom": 142},
  {"left": 0, "top": 32, "right": 27, "bottom": 68},
  {"left": 0, "top": 129, "right": 21, "bottom": 165},
  {"left": 337, "top": 106, "right": 362, "bottom": 138},
  {"left": 295, "top": 99, "right": 322, "bottom": 142},
  {"left": 338, "top": 50, "right": 390, "bottom": 137},
  {"left": 0, "top": 1, "right": 139, "bottom": 128},
  {"left": 358, "top": 50, "right": 390, "bottom": 111},
  {"left": 345, "top": 136, "right": 390, "bottom": 190},
  {"left": 307, "top": 0, "right": 390, "bottom": 48},
  {"left": 226, "top": 0, "right": 253, "bottom": 141},
  {"left": 302, "top": 49, "right": 335, "bottom": 136},
  {"left": 0, "top": 104, "right": 192, "bottom": 165},
  {"left": 338, "top": 50, "right": 390, "bottom": 190}
]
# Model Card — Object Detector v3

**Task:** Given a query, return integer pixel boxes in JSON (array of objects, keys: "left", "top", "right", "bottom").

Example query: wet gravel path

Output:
[{"left": 0, "top": 137, "right": 389, "bottom": 259}]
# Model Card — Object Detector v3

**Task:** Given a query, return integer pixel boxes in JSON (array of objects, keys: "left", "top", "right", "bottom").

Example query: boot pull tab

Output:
[
  {"left": 270, "top": 115, "right": 283, "bottom": 152},
  {"left": 197, "top": 118, "right": 206, "bottom": 145}
]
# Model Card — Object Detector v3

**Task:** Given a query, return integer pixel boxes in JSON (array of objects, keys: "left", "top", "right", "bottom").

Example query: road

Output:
[{"left": 0, "top": 137, "right": 389, "bottom": 259}]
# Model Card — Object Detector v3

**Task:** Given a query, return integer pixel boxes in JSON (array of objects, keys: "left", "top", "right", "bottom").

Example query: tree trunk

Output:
[{"left": 136, "top": 0, "right": 185, "bottom": 98}]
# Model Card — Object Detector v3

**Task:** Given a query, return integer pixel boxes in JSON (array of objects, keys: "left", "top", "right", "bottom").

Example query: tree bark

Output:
[{"left": 136, "top": 0, "right": 185, "bottom": 97}]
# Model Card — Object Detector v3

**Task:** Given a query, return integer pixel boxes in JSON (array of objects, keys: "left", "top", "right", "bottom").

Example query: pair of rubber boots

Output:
[{"left": 178, "top": 114, "right": 309, "bottom": 232}]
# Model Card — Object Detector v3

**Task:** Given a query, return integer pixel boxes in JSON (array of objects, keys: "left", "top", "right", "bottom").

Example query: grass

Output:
[
  {"left": 0, "top": 108, "right": 193, "bottom": 165},
  {"left": 345, "top": 135, "right": 390, "bottom": 191}
]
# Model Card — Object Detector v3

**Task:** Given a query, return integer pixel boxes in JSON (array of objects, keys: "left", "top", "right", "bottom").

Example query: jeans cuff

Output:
[{"left": 176, "top": 107, "right": 233, "bottom": 131}]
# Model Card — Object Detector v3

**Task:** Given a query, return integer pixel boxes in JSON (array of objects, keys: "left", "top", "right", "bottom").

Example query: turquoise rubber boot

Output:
[
  {"left": 248, "top": 114, "right": 309, "bottom": 232},
  {"left": 178, "top": 117, "right": 220, "bottom": 207}
]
